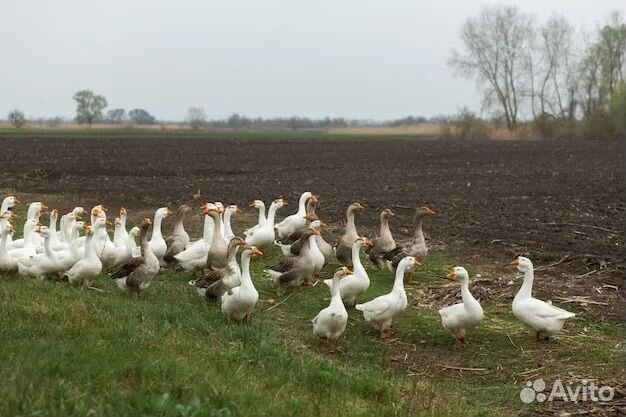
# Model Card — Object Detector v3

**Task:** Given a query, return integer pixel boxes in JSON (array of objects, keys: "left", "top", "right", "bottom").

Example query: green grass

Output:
[{"left": 1, "top": 211, "right": 623, "bottom": 416}]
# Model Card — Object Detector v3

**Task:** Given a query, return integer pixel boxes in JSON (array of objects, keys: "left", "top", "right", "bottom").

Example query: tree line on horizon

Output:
[{"left": 448, "top": 5, "right": 625, "bottom": 139}]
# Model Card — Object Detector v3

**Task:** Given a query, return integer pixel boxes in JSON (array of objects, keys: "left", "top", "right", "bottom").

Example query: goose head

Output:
[
  {"left": 177, "top": 204, "right": 192, "bottom": 217},
  {"left": 34, "top": 225, "right": 50, "bottom": 238},
  {"left": 511, "top": 256, "right": 533, "bottom": 272},
  {"left": 214, "top": 202, "right": 225, "bottom": 214},
  {"left": 4, "top": 196, "right": 20, "bottom": 208},
  {"left": 155, "top": 207, "right": 171, "bottom": 218},
  {"left": 140, "top": 217, "right": 153, "bottom": 233},
  {"left": 49, "top": 209, "right": 59, "bottom": 222},
  {"left": 272, "top": 198, "right": 286, "bottom": 209},
  {"left": 1, "top": 221, "right": 13, "bottom": 237},
  {"left": 92, "top": 217, "right": 107, "bottom": 231},
  {"left": 349, "top": 202, "right": 364, "bottom": 213},
  {"left": 73, "top": 221, "right": 85, "bottom": 233},
  {"left": 114, "top": 217, "right": 122, "bottom": 229},
  {"left": 447, "top": 266, "right": 469, "bottom": 282},
  {"left": 120, "top": 207, "right": 127, "bottom": 216},
  {"left": 72, "top": 207, "right": 87, "bottom": 218},
  {"left": 399, "top": 256, "right": 420, "bottom": 270},
  {"left": 249, "top": 200, "right": 265, "bottom": 209},
  {"left": 308, "top": 220, "right": 327, "bottom": 231},
  {"left": 129, "top": 226, "right": 140, "bottom": 237},
  {"left": 381, "top": 208, "right": 395, "bottom": 219},
  {"left": 225, "top": 205, "right": 241, "bottom": 215},
  {"left": 247, "top": 246, "right": 264, "bottom": 258},
  {"left": 416, "top": 207, "right": 435, "bottom": 217},
  {"left": 1, "top": 210, "right": 17, "bottom": 222},
  {"left": 334, "top": 266, "right": 353, "bottom": 280},
  {"left": 83, "top": 224, "right": 94, "bottom": 236},
  {"left": 354, "top": 237, "right": 373, "bottom": 248}
]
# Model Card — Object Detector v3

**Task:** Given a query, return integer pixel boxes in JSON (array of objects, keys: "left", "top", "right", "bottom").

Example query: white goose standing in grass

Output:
[
  {"left": 356, "top": 256, "right": 420, "bottom": 339},
  {"left": 221, "top": 246, "right": 263, "bottom": 322},
  {"left": 149, "top": 207, "right": 171, "bottom": 267},
  {"left": 245, "top": 198, "right": 285, "bottom": 249},
  {"left": 110, "top": 218, "right": 160, "bottom": 296},
  {"left": 56, "top": 220, "right": 86, "bottom": 271},
  {"left": 222, "top": 204, "right": 241, "bottom": 243},
  {"left": 325, "top": 237, "right": 372, "bottom": 307},
  {"left": 113, "top": 207, "right": 129, "bottom": 247},
  {"left": 18, "top": 226, "right": 64, "bottom": 280},
  {"left": 439, "top": 266, "right": 484, "bottom": 348},
  {"left": 65, "top": 225, "right": 103, "bottom": 287},
  {"left": 113, "top": 225, "right": 140, "bottom": 266},
  {"left": 174, "top": 203, "right": 216, "bottom": 273},
  {"left": 313, "top": 266, "right": 352, "bottom": 348},
  {"left": 11, "top": 202, "right": 47, "bottom": 249},
  {"left": 244, "top": 200, "right": 267, "bottom": 237},
  {"left": 0, "top": 221, "right": 17, "bottom": 273},
  {"left": 511, "top": 256, "right": 575, "bottom": 340},
  {"left": 8, "top": 219, "right": 39, "bottom": 262},
  {"left": 275, "top": 192, "right": 316, "bottom": 240},
  {"left": 0, "top": 196, "right": 20, "bottom": 247}
]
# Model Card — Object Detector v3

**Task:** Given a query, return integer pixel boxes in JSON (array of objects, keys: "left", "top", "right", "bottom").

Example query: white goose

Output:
[
  {"left": 11, "top": 202, "right": 47, "bottom": 249},
  {"left": 275, "top": 192, "right": 316, "bottom": 240},
  {"left": 324, "top": 237, "right": 372, "bottom": 306},
  {"left": 113, "top": 225, "right": 140, "bottom": 266},
  {"left": 243, "top": 200, "right": 267, "bottom": 237},
  {"left": 439, "top": 266, "right": 484, "bottom": 348},
  {"left": 174, "top": 203, "right": 216, "bottom": 273},
  {"left": 18, "top": 226, "right": 64, "bottom": 280},
  {"left": 356, "top": 256, "right": 420, "bottom": 339},
  {"left": 221, "top": 246, "right": 263, "bottom": 322},
  {"left": 0, "top": 196, "right": 20, "bottom": 248},
  {"left": 0, "top": 221, "right": 17, "bottom": 273},
  {"left": 149, "top": 207, "right": 171, "bottom": 266},
  {"left": 222, "top": 205, "right": 241, "bottom": 243},
  {"left": 113, "top": 208, "right": 129, "bottom": 247},
  {"left": 511, "top": 256, "right": 575, "bottom": 340},
  {"left": 56, "top": 220, "right": 86, "bottom": 271},
  {"left": 8, "top": 219, "right": 39, "bottom": 261},
  {"left": 312, "top": 267, "right": 351, "bottom": 347},
  {"left": 244, "top": 199, "right": 285, "bottom": 248},
  {"left": 65, "top": 225, "right": 103, "bottom": 287}
]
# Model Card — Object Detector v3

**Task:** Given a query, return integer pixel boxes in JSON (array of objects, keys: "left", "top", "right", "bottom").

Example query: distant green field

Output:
[{"left": 0, "top": 209, "right": 622, "bottom": 417}]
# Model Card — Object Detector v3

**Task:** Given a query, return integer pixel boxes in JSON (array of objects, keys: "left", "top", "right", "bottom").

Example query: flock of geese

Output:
[{"left": 0, "top": 192, "right": 576, "bottom": 348}]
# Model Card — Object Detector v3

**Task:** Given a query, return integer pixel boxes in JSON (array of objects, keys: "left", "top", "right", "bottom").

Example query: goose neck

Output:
[{"left": 515, "top": 269, "right": 534, "bottom": 301}]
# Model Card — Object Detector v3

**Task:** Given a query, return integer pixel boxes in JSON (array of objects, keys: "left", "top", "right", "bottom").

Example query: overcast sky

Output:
[{"left": 1, "top": 0, "right": 623, "bottom": 121}]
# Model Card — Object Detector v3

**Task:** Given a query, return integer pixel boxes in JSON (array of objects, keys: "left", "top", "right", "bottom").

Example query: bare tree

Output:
[
  {"left": 186, "top": 107, "right": 207, "bottom": 130},
  {"left": 530, "top": 13, "right": 579, "bottom": 121},
  {"left": 8, "top": 109, "right": 26, "bottom": 128},
  {"left": 449, "top": 5, "right": 535, "bottom": 130}
]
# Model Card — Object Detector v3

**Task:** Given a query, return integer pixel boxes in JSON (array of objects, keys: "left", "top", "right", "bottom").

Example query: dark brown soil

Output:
[{"left": 1, "top": 133, "right": 624, "bottom": 316}]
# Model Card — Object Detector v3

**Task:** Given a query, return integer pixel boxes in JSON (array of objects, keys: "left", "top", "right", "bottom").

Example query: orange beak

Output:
[
  {"left": 310, "top": 195, "right": 319, "bottom": 203},
  {"left": 342, "top": 266, "right": 353, "bottom": 275},
  {"left": 236, "top": 207, "right": 242, "bottom": 213},
  {"left": 251, "top": 246, "right": 263, "bottom": 256},
  {"left": 425, "top": 207, "right": 435, "bottom": 215},
  {"left": 447, "top": 267, "right": 456, "bottom": 279},
  {"left": 282, "top": 200, "right": 288, "bottom": 206},
  {"left": 14, "top": 197, "right": 21, "bottom": 204},
  {"left": 165, "top": 208, "right": 173, "bottom": 216},
  {"left": 248, "top": 201, "right": 256, "bottom": 208},
  {"left": 312, "top": 229, "right": 320, "bottom": 236},
  {"left": 363, "top": 237, "right": 373, "bottom": 247},
  {"left": 319, "top": 222, "right": 327, "bottom": 227},
  {"left": 120, "top": 207, "right": 127, "bottom": 215},
  {"left": 511, "top": 258, "right": 520, "bottom": 265}
]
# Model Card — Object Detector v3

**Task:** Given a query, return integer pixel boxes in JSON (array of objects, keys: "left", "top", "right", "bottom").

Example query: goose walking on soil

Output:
[{"left": 511, "top": 256, "right": 575, "bottom": 340}]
